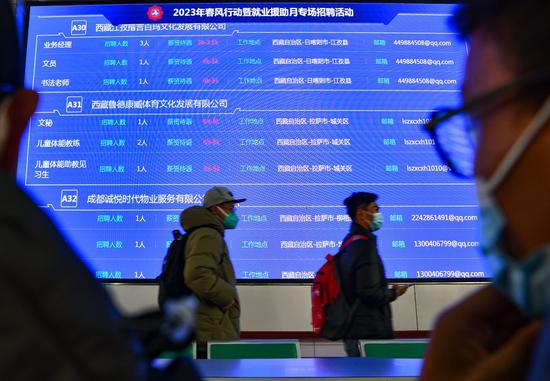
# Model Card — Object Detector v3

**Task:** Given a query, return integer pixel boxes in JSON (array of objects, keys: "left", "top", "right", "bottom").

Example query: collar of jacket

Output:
[{"left": 349, "top": 222, "right": 375, "bottom": 238}]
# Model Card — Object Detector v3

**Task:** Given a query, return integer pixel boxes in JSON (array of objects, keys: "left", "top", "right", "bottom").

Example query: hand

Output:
[
  {"left": 222, "top": 299, "right": 236, "bottom": 311},
  {"left": 392, "top": 284, "right": 410, "bottom": 297},
  {"left": 420, "top": 285, "right": 542, "bottom": 381}
]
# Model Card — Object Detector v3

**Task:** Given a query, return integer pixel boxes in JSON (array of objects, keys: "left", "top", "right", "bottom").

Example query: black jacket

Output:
[
  {"left": 338, "top": 222, "right": 397, "bottom": 339},
  {"left": 0, "top": 171, "right": 148, "bottom": 381}
]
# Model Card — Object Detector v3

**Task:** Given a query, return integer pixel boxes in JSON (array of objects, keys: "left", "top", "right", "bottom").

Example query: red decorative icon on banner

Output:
[{"left": 147, "top": 5, "right": 164, "bottom": 21}]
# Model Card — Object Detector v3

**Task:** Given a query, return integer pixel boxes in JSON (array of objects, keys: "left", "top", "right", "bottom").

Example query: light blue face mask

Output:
[
  {"left": 477, "top": 96, "right": 550, "bottom": 318},
  {"left": 370, "top": 212, "right": 383, "bottom": 231},
  {"left": 480, "top": 190, "right": 550, "bottom": 317}
]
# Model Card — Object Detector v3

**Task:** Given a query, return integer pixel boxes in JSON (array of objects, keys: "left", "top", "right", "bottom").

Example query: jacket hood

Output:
[{"left": 180, "top": 206, "right": 224, "bottom": 234}]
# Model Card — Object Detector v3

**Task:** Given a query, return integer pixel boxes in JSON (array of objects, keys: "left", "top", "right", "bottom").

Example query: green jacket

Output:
[{"left": 180, "top": 206, "right": 240, "bottom": 342}]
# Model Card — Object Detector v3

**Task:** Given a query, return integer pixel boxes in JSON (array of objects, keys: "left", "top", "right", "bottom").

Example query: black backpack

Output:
[{"left": 157, "top": 225, "right": 216, "bottom": 309}]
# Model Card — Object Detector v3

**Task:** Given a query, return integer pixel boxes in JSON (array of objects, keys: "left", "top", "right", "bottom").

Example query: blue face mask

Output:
[
  {"left": 370, "top": 212, "right": 383, "bottom": 231},
  {"left": 217, "top": 206, "right": 239, "bottom": 229},
  {"left": 479, "top": 188, "right": 550, "bottom": 317},
  {"left": 477, "top": 96, "right": 550, "bottom": 318}
]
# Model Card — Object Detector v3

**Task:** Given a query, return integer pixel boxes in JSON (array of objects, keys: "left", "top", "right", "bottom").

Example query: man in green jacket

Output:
[{"left": 180, "top": 186, "right": 245, "bottom": 357}]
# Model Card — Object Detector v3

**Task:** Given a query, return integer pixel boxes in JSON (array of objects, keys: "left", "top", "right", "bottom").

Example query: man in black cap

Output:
[
  {"left": 338, "top": 192, "right": 409, "bottom": 356},
  {"left": 0, "top": 2, "right": 200, "bottom": 380},
  {"left": 179, "top": 186, "right": 245, "bottom": 357}
]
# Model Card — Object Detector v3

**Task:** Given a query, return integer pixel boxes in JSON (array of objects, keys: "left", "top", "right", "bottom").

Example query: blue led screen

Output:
[{"left": 20, "top": 2, "right": 489, "bottom": 281}]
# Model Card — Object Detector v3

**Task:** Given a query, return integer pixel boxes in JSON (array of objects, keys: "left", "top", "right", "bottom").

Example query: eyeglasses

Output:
[{"left": 424, "top": 70, "right": 550, "bottom": 178}]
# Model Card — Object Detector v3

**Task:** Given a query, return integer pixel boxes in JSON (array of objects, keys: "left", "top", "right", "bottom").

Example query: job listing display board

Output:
[{"left": 20, "top": 2, "right": 488, "bottom": 281}]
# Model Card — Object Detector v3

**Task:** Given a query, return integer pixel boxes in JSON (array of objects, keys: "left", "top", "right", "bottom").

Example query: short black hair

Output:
[
  {"left": 452, "top": 0, "right": 550, "bottom": 99},
  {"left": 343, "top": 192, "right": 378, "bottom": 221}
]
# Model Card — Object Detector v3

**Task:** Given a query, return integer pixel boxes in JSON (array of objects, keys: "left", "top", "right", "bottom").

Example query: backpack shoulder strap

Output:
[
  {"left": 333, "top": 234, "right": 368, "bottom": 283},
  {"left": 334, "top": 235, "right": 368, "bottom": 312},
  {"left": 339, "top": 234, "right": 368, "bottom": 252}
]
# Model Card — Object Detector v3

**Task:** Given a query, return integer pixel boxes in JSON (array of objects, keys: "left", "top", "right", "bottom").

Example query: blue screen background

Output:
[{"left": 20, "top": 2, "right": 490, "bottom": 281}]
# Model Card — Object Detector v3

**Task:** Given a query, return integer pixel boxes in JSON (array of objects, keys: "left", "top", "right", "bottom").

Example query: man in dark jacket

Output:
[
  {"left": 180, "top": 186, "right": 245, "bottom": 357},
  {"left": 0, "top": 2, "right": 200, "bottom": 380},
  {"left": 419, "top": 1, "right": 550, "bottom": 380},
  {"left": 0, "top": 3, "right": 148, "bottom": 379},
  {"left": 338, "top": 192, "right": 409, "bottom": 356}
]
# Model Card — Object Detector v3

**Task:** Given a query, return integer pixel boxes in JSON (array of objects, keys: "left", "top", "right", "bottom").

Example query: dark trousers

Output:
[
  {"left": 196, "top": 341, "right": 207, "bottom": 359},
  {"left": 343, "top": 339, "right": 361, "bottom": 357}
]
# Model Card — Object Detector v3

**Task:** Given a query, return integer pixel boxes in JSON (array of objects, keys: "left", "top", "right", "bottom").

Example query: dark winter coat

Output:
[
  {"left": 338, "top": 222, "right": 397, "bottom": 339},
  {"left": 0, "top": 171, "right": 147, "bottom": 381},
  {"left": 180, "top": 206, "right": 240, "bottom": 342}
]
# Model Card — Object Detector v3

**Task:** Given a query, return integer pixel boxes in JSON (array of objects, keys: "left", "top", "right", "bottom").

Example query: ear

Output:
[
  {"left": 355, "top": 207, "right": 367, "bottom": 221},
  {"left": 209, "top": 206, "right": 220, "bottom": 217},
  {"left": 0, "top": 89, "right": 38, "bottom": 174}
]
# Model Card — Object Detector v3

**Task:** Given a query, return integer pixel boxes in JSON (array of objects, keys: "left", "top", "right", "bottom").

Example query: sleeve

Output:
[
  {"left": 0, "top": 220, "right": 147, "bottom": 381},
  {"left": 184, "top": 228, "right": 236, "bottom": 308},
  {"left": 351, "top": 240, "right": 397, "bottom": 307}
]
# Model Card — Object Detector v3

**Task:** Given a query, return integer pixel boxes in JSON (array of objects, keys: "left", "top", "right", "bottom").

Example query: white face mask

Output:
[
  {"left": 477, "top": 96, "right": 550, "bottom": 317},
  {"left": 0, "top": 98, "right": 11, "bottom": 157}
]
